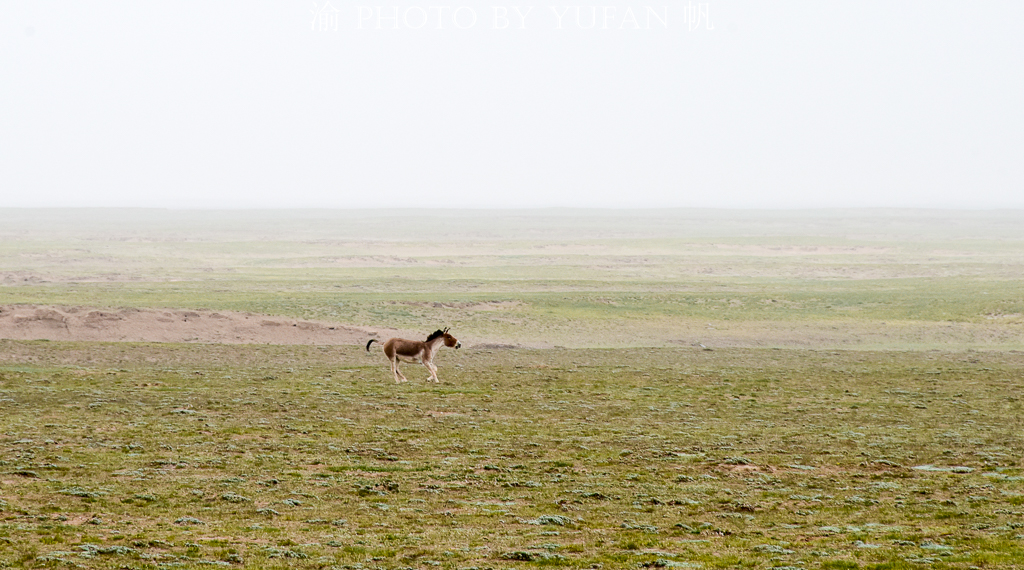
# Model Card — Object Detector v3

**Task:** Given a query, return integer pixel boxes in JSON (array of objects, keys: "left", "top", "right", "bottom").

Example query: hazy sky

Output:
[{"left": 2, "top": 1, "right": 1021, "bottom": 209}]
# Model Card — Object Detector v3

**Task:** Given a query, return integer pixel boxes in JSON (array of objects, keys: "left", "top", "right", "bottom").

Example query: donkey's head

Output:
[
  {"left": 443, "top": 327, "right": 461, "bottom": 349},
  {"left": 428, "top": 327, "right": 461, "bottom": 349}
]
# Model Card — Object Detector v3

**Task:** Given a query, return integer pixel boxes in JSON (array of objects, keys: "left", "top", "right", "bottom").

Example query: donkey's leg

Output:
[
  {"left": 391, "top": 358, "right": 406, "bottom": 383},
  {"left": 426, "top": 360, "right": 440, "bottom": 383}
]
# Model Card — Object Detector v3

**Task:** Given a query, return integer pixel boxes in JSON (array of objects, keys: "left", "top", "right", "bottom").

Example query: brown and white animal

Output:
[{"left": 366, "top": 328, "right": 461, "bottom": 383}]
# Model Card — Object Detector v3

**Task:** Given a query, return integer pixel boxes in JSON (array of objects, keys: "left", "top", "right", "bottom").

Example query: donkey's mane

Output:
[{"left": 426, "top": 329, "right": 445, "bottom": 342}]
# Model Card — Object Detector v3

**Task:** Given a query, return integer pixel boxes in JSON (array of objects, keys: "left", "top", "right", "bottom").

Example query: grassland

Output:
[
  {"left": 1, "top": 209, "right": 1022, "bottom": 350},
  {"left": 1, "top": 208, "right": 1023, "bottom": 569},
  {"left": 2, "top": 342, "right": 1023, "bottom": 569}
]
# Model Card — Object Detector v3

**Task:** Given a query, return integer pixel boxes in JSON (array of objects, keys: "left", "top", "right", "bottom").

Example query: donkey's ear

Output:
[{"left": 443, "top": 327, "right": 449, "bottom": 333}]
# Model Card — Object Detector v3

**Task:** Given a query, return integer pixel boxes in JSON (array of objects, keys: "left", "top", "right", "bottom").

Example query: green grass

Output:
[
  {"left": 2, "top": 209, "right": 1023, "bottom": 349},
  {"left": 2, "top": 341, "right": 1023, "bottom": 568},
  {"left": 2, "top": 209, "right": 1024, "bottom": 568}
]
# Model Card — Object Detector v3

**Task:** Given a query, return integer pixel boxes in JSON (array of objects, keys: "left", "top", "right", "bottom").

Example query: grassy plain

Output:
[
  {"left": 2, "top": 343, "right": 1024, "bottom": 569},
  {"left": 1, "top": 209, "right": 1023, "bottom": 569},
  {"left": 1, "top": 209, "right": 1023, "bottom": 349}
]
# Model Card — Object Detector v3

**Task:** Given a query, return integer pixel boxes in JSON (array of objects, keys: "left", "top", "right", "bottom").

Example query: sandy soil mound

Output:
[{"left": 0, "top": 305, "right": 407, "bottom": 345}]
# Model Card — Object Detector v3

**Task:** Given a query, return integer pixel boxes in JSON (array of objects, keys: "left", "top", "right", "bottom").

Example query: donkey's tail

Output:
[{"left": 366, "top": 338, "right": 379, "bottom": 352}]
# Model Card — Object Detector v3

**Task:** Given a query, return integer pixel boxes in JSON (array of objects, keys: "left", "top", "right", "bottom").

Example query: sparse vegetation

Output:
[
  {"left": 0, "top": 209, "right": 1022, "bottom": 568},
  {"left": 1, "top": 343, "right": 1023, "bottom": 568},
  {"left": 1, "top": 209, "right": 1022, "bottom": 350}
]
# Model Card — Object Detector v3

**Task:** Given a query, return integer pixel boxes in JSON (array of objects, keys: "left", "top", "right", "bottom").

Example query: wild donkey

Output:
[{"left": 366, "top": 328, "right": 461, "bottom": 383}]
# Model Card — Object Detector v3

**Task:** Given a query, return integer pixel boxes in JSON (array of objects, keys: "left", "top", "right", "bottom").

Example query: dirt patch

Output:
[
  {"left": 0, "top": 304, "right": 409, "bottom": 346},
  {"left": 711, "top": 244, "right": 894, "bottom": 255},
  {"left": 392, "top": 300, "right": 525, "bottom": 311},
  {"left": 471, "top": 343, "right": 522, "bottom": 350}
]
